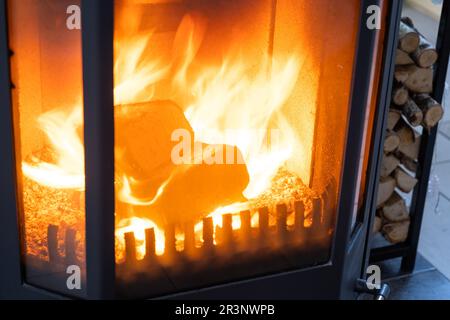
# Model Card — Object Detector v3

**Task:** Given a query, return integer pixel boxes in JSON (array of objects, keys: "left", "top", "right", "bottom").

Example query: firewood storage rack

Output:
[{"left": 370, "top": 0, "right": 450, "bottom": 273}]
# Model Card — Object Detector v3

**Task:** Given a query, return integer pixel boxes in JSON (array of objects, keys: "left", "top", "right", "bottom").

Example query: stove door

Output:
[
  {"left": 3, "top": 0, "right": 87, "bottom": 298},
  {"left": 111, "top": 0, "right": 395, "bottom": 299}
]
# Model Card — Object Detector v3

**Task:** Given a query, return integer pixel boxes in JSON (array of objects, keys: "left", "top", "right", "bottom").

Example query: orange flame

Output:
[
  {"left": 115, "top": 217, "right": 165, "bottom": 260},
  {"left": 23, "top": 10, "right": 307, "bottom": 263},
  {"left": 183, "top": 55, "right": 302, "bottom": 198},
  {"left": 22, "top": 104, "right": 85, "bottom": 190}
]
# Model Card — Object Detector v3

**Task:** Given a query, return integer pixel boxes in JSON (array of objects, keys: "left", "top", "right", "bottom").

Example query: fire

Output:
[
  {"left": 114, "top": 32, "right": 170, "bottom": 106},
  {"left": 22, "top": 104, "right": 85, "bottom": 190},
  {"left": 183, "top": 56, "right": 301, "bottom": 199},
  {"left": 115, "top": 217, "right": 165, "bottom": 260},
  {"left": 22, "top": 9, "right": 308, "bottom": 263}
]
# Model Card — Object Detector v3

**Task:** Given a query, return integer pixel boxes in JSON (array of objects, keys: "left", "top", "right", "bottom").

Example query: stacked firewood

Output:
[{"left": 373, "top": 17, "right": 444, "bottom": 244}]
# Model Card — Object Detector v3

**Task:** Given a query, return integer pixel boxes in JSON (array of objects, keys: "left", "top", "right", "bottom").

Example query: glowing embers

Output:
[
  {"left": 22, "top": 176, "right": 85, "bottom": 262},
  {"left": 115, "top": 176, "right": 336, "bottom": 265},
  {"left": 20, "top": 106, "right": 86, "bottom": 263},
  {"left": 114, "top": 178, "right": 336, "bottom": 298}
]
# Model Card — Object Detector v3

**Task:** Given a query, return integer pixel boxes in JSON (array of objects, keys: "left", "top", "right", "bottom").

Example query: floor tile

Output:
[
  {"left": 419, "top": 195, "right": 450, "bottom": 280},
  {"left": 434, "top": 130, "right": 450, "bottom": 163},
  {"left": 429, "top": 162, "right": 450, "bottom": 199},
  {"left": 387, "top": 270, "right": 450, "bottom": 300}
]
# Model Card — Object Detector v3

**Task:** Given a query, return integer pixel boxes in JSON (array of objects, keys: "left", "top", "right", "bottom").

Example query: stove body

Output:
[{"left": 0, "top": 0, "right": 401, "bottom": 299}]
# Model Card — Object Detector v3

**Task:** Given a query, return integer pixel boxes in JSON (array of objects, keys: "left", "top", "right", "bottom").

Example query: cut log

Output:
[
  {"left": 115, "top": 100, "right": 250, "bottom": 227},
  {"left": 115, "top": 100, "right": 195, "bottom": 196},
  {"left": 132, "top": 148, "right": 250, "bottom": 227},
  {"left": 402, "top": 98, "right": 423, "bottom": 127},
  {"left": 394, "top": 167, "right": 418, "bottom": 193},
  {"left": 383, "top": 220, "right": 410, "bottom": 244},
  {"left": 413, "top": 94, "right": 444, "bottom": 129},
  {"left": 398, "top": 21, "right": 420, "bottom": 53},
  {"left": 384, "top": 130, "right": 401, "bottom": 153},
  {"left": 395, "top": 65, "right": 433, "bottom": 93},
  {"left": 394, "top": 68, "right": 410, "bottom": 83},
  {"left": 395, "top": 49, "right": 414, "bottom": 65},
  {"left": 382, "top": 192, "right": 409, "bottom": 222},
  {"left": 377, "top": 176, "right": 396, "bottom": 207},
  {"left": 394, "top": 117, "right": 416, "bottom": 146},
  {"left": 398, "top": 154, "right": 419, "bottom": 173},
  {"left": 392, "top": 83, "right": 409, "bottom": 106},
  {"left": 387, "top": 110, "right": 402, "bottom": 130},
  {"left": 412, "top": 37, "right": 438, "bottom": 68},
  {"left": 398, "top": 133, "right": 421, "bottom": 161},
  {"left": 373, "top": 216, "right": 383, "bottom": 234},
  {"left": 403, "top": 19, "right": 439, "bottom": 68},
  {"left": 376, "top": 208, "right": 383, "bottom": 217},
  {"left": 380, "top": 154, "right": 400, "bottom": 178}
]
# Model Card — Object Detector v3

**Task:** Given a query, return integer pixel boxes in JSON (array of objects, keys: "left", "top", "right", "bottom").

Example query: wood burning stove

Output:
[{"left": 0, "top": 0, "right": 402, "bottom": 299}]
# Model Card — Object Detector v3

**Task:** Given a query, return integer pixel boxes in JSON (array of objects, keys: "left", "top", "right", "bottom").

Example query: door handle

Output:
[{"left": 355, "top": 278, "right": 391, "bottom": 300}]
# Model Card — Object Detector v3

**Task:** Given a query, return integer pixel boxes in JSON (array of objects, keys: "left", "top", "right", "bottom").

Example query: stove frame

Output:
[{"left": 0, "top": 0, "right": 402, "bottom": 299}]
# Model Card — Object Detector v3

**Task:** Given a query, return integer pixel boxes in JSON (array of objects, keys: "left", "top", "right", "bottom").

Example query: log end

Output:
[
  {"left": 417, "top": 49, "right": 438, "bottom": 68},
  {"left": 424, "top": 104, "right": 444, "bottom": 129},
  {"left": 399, "top": 33, "right": 420, "bottom": 53}
]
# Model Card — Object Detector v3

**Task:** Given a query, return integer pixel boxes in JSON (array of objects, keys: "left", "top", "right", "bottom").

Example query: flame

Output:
[
  {"left": 117, "top": 175, "right": 167, "bottom": 206},
  {"left": 115, "top": 217, "right": 165, "bottom": 260},
  {"left": 23, "top": 10, "right": 307, "bottom": 262},
  {"left": 183, "top": 56, "right": 301, "bottom": 198},
  {"left": 22, "top": 105, "right": 85, "bottom": 190},
  {"left": 114, "top": 33, "right": 170, "bottom": 106}
]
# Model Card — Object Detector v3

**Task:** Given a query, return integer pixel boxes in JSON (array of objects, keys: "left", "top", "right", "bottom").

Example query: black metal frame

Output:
[
  {"left": 0, "top": 0, "right": 400, "bottom": 299},
  {"left": 370, "top": 0, "right": 450, "bottom": 272},
  {"left": 81, "top": 0, "right": 116, "bottom": 300},
  {"left": 362, "top": 0, "right": 404, "bottom": 275}
]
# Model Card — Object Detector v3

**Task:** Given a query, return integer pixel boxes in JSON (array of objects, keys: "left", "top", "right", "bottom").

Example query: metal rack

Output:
[{"left": 370, "top": 0, "right": 450, "bottom": 272}]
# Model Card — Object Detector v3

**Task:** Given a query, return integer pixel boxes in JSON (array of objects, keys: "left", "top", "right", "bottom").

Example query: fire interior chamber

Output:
[{"left": 4, "top": 0, "right": 387, "bottom": 299}]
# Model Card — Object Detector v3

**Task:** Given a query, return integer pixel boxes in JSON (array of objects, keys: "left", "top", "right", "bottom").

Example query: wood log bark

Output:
[
  {"left": 394, "top": 68, "right": 410, "bottom": 83},
  {"left": 401, "top": 18, "right": 439, "bottom": 68},
  {"left": 383, "top": 220, "right": 410, "bottom": 244},
  {"left": 398, "top": 154, "right": 419, "bottom": 173},
  {"left": 398, "top": 133, "right": 421, "bottom": 161},
  {"left": 394, "top": 167, "right": 418, "bottom": 193},
  {"left": 392, "top": 82, "right": 409, "bottom": 106},
  {"left": 398, "top": 21, "right": 420, "bottom": 53},
  {"left": 384, "top": 130, "right": 401, "bottom": 153},
  {"left": 413, "top": 94, "right": 444, "bottom": 129},
  {"left": 382, "top": 192, "right": 409, "bottom": 222},
  {"left": 380, "top": 154, "right": 400, "bottom": 178},
  {"left": 396, "top": 49, "right": 414, "bottom": 65},
  {"left": 394, "top": 117, "right": 416, "bottom": 146},
  {"left": 412, "top": 36, "right": 439, "bottom": 68},
  {"left": 395, "top": 65, "right": 433, "bottom": 93},
  {"left": 387, "top": 110, "right": 402, "bottom": 130},
  {"left": 401, "top": 98, "right": 423, "bottom": 127},
  {"left": 373, "top": 215, "right": 383, "bottom": 234},
  {"left": 377, "top": 176, "right": 396, "bottom": 207}
]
